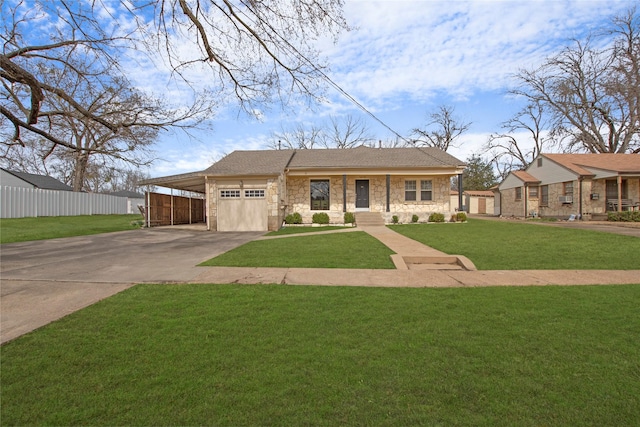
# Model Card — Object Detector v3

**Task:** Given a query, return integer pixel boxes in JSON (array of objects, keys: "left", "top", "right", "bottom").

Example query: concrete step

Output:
[{"left": 356, "top": 212, "right": 385, "bottom": 226}]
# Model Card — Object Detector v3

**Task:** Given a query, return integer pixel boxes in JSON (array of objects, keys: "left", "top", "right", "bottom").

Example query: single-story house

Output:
[
  {"left": 497, "top": 153, "right": 640, "bottom": 219},
  {"left": 1, "top": 168, "right": 73, "bottom": 191},
  {"left": 143, "top": 146, "right": 466, "bottom": 231}
]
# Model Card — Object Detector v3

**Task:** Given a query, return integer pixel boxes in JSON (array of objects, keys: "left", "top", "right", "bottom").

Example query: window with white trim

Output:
[
  {"left": 220, "top": 189, "right": 240, "bottom": 198},
  {"left": 245, "top": 189, "right": 265, "bottom": 198},
  {"left": 420, "top": 180, "right": 433, "bottom": 201},
  {"left": 405, "top": 180, "right": 416, "bottom": 201}
]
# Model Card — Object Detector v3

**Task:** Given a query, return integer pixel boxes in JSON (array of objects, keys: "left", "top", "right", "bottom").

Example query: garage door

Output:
[{"left": 217, "top": 188, "right": 268, "bottom": 231}]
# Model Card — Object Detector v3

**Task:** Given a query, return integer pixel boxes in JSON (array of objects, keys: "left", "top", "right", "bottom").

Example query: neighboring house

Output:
[
  {"left": 497, "top": 153, "right": 640, "bottom": 219},
  {"left": 143, "top": 146, "right": 466, "bottom": 231},
  {"left": 107, "top": 190, "right": 145, "bottom": 214},
  {"left": 1, "top": 168, "right": 73, "bottom": 191},
  {"left": 449, "top": 190, "right": 495, "bottom": 214},
  {"left": 464, "top": 190, "right": 495, "bottom": 215}
]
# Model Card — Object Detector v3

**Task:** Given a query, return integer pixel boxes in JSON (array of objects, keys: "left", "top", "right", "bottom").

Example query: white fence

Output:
[{"left": 1, "top": 186, "right": 131, "bottom": 218}]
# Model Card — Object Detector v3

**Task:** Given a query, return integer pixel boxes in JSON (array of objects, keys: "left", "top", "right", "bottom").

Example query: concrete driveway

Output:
[{"left": 1, "top": 228, "right": 263, "bottom": 344}]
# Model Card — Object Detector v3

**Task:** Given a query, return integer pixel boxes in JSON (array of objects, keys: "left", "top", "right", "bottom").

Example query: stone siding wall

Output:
[{"left": 286, "top": 175, "right": 454, "bottom": 224}]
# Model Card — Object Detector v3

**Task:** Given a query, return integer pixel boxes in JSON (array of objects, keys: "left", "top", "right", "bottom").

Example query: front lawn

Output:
[
  {"left": 389, "top": 219, "right": 640, "bottom": 270},
  {"left": 2, "top": 284, "right": 638, "bottom": 426},
  {"left": 0, "top": 215, "right": 142, "bottom": 243},
  {"left": 200, "top": 231, "right": 395, "bottom": 269}
]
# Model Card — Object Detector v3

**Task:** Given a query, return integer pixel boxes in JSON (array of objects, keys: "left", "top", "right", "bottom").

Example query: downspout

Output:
[
  {"left": 524, "top": 185, "right": 528, "bottom": 218},
  {"left": 617, "top": 175, "right": 623, "bottom": 212},
  {"left": 457, "top": 174, "right": 463, "bottom": 212},
  {"left": 386, "top": 174, "right": 390, "bottom": 212}
]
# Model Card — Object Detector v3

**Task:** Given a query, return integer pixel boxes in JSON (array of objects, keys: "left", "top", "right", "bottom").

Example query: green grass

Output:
[
  {"left": 0, "top": 214, "right": 143, "bottom": 243},
  {"left": 2, "top": 284, "right": 639, "bottom": 426},
  {"left": 265, "top": 225, "right": 352, "bottom": 236},
  {"left": 389, "top": 219, "right": 640, "bottom": 270},
  {"left": 200, "top": 231, "right": 396, "bottom": 269}
]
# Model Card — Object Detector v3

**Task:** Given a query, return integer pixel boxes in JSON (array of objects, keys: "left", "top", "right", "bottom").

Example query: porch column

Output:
[
  {"left": 578, "top": 177, "right": 583, "bottom": 219},
  {"left": 170, "top": 188, "right": 174, "bottom": 226},
  {"left": 386, "top": 174, "right": 390, "bottom": 212},
  {"left": 458, "top": 174, "right": 463, "bottom": 212},
  {"left": 342, "top": 174, "right": 347, "bottom": 212},
  {"left": 618, "top": 175, "right": 623, "bottom": 212}
]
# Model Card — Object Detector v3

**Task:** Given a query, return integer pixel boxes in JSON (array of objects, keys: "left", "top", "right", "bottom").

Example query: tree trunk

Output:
[{"left": 72, "top": 153, "right": 89, "bottom": 191}]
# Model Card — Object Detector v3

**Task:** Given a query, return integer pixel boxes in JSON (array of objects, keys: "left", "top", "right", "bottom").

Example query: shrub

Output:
[
  {"left": 608, "top": 211, "right": 640, "bottom": 222},
  {"left": 450, "top": 214, "right": 457, "bottom": 222},
  {"left": 428, "top": 213, "right": 445, "bottom": 223},
  {"left": 284, "top": 212, "right": 302, "bottom": 224},
  {"left": 456, "top": 212, "right": 467, "bottom": 222},
  {"left": 392, "top": 215, "right": 399, "bottom": 224},
  {"left": 344, "top": 212, "right": 355, "bottom": 224},
  {"left": 312, "top": 212, "right": 330, "bottom": 224},
  {"left": 411, "top": 214, "right": 419, "bottom": 223}
]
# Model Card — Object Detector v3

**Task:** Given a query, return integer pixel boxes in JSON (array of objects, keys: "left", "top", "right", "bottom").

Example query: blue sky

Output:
[{"left": 128, "top": 0, "right": 636, "bottom": 177}]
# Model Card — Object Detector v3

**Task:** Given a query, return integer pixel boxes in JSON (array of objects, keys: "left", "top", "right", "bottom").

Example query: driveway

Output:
[{"left": 1, "top": 228, "right": 263, "bottom": 343}]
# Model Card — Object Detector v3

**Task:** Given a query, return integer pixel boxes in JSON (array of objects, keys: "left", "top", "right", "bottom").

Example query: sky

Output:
[{"left": 102, "top": 1, "right": 640, "bottom": 177}]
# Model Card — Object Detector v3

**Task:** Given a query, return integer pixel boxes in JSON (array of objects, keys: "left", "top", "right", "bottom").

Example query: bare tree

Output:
[
  {"left": 411, "top": 105, "right": 471, "bottom": 152},
  {"left": 320, "top": 115, "right": 373, "bottom": 148},
  {"left": 512, "top": 7, "right": 640, "bottom": 153},
  {"left": 268, "top": 114, "right": 373, "bottom": 149},
  {"left": 269, "top": 122, "right": 324, "bottom": 149},
  {"left": 2, "top": 0, "right": 348, "bottom": 183},
  {"left": 485, "top": 101, "right": 560, "bottom": 175}
]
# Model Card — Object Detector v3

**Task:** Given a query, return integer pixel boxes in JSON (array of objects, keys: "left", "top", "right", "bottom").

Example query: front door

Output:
[{"left": 355, "top": 180, "right": 369, "bottom": 210}]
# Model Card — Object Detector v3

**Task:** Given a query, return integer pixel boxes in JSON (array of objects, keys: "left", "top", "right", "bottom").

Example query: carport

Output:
[{"left": 141, "top": 171, "right": 208, "bottom": 228}]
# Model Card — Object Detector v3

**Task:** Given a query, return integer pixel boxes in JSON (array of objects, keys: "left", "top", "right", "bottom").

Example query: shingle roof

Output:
[
  {"left": 2, "top": 168, "right": 73, "bottom": 191},
  {"left": 288, "top": 146, "right": 465, "bottom": 169},
  {"left": 543, "top": 153, "right": 640, "bottom": 175},
  {"left": 203, "top": 150, "right": 295, "bottom": 176},
  {"left": 108, "top": 190, "right": 145, "bottom": 198},
  {"left": 464, "top": 190, "right": 495, "bottom": 197},
  {"left": 512, "top": 170, "right": 541, "bottom": 183}
]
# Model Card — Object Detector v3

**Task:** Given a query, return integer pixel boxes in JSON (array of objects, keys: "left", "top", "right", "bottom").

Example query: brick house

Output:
[
  {"left": 497, "top": 153, "right": 640, "bottom": 219},
  {"left": 143, "top": 146, "right": 466, "bottom": 231}
]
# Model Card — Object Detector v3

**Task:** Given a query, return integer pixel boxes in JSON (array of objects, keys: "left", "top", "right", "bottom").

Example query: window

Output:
[
  {"left": 540, "top": 185, "right": 549, "bottom": 206},
  {"left": 515, "top": 187, "right": 522, "bottom": 200},
  {"left": 220, "top": 189, "right": 240, "bottom": 198},
  {"left": 420, "top": 180, "right": 433, "bottom": 201},
  {"left": 245, "top": 189, "right": 265, "bottom": 198},
  {"left": 310, "top": 179, "right": 330, "bottom": 210},
  {"left": 528, "top": 186, "right": 538, "bottom": 198},
  {"left": 564, "top": 182, "right": 573, "bottom": 196},
  {"left": 405, "top": 180, "right": 416, "bottom": 201}
]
